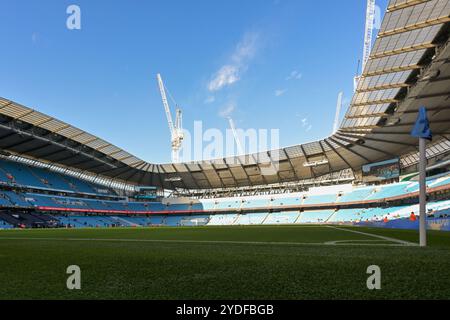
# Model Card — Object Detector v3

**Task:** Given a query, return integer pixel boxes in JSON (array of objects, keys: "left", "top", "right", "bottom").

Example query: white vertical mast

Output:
[
  {"left": 354, "top": 0, "right": 376, "bottom": 92},
  {"left": 333, "top": 92, "right": 343, "bottom": 134},
  {"left": 362, "top": 0, "right": 376, "bottom": 73},
  {"left": 228, "top": 117, "right": 245, "bottom": 155}
]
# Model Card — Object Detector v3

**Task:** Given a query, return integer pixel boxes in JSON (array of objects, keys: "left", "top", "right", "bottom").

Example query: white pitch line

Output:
[
  {"left": 0, "top": 236, "right": 409, "bottom": 247},
  {"left": 326, "top": 226, "right": 418, "bottom": 246},
  {"left": 0, "top": 236, "right": 339, "bottom": 246},
  {"left": 324, "top": 239, "right": 392, "bottom": 245}
]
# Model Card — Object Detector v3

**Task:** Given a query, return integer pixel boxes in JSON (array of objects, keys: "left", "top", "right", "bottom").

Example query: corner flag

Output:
[
  {"left": 411, "top": 106, "right": 431, "bottom": 247},
  {"left": 411, "top": 107, "right": 432, "bottom": 141}
]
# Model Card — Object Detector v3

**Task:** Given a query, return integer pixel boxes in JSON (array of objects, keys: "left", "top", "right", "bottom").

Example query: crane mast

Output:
[
  {"left": 157, "top": 73, "right": 175, "bottom": 138},
  {"left": 333, "top": 92, "right": 343, "bottom": 134},
  {"left": 354, "top": 0, "right": 376, "bottom": 92},
  {"left": 362, "top": 0, "right": 376, "bottom": 73},
  {"left": 175, "top": 108, "right": 182, "bottom": 137},
  {"left": 156, "top": 73, "right": 184, "bottom": 163},
  {"left": 228, "top": 117, "right": 244, "bottom": 155}
]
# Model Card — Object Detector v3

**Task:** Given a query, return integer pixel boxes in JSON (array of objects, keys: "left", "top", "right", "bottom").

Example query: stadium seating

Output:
[
  {"left": 0, "top": 159, "right": 114, "bottom": 195},
  {"left": 2, "top": 158, "right": 449, "bottom": 215},
  {"left": 0, "top": 211, "right": 55, "bottom": 228},
  {"left": 215, "top": 199, "right": 242, "bottom": 210},
  {"left": 165, "top": 203, "right": 190, "bottom": 211},
  {"left": 303, "top": 194, "right": 338, "bottom": 205},
  {"left": 2, "top": 191, "right": 29, "bottom": 207},
  {"left": 190, "top": 203, "right": 205, "bottom": 211},
  {"left": 297, "top": 210, "right": 335, "bottom": 223},
  {"left": 241, "top": 199, "right": 270, "bottom": 209},
  {"left": 63, "top": 175, "right": 102, "bottom": 194},
  {"left": 207, "top": 214, "right": 239, "bottom": 225},
  {"left": 110, "top": 216, "right": 147, "bottom": 227},
  {"left": 365, "top": 183, "right": 409, "bottom": 200},
  {"left": 269, "top": 196, "right": 302, "bottom": 207},
  {"left": 328, "top": 209, "right": 363, "bottom": 223},
  {"left": 147, "top": 215, "right": 166, "bottom": 225},
  {"left": 0, "top": 156, "right": 449, "bottom": 229},
  {"left": 111, "top": 215, "right": 164, "bottom": 226},
  {"left": 146, "top": 202, "right": 167, "bottom": 211},
  {"left": 57, "top": 215, "right": 118, "bottom": 228},
  {"left": 197, "top": 201, "right": 216, "bottom": 210},
  {"left": 2, "top": 197, "right": 449, "bottom": 230},
  {"left": 338, "top": 187, "right": 375, "bottom": 202},
  {"left": 234, "top": 212, "right": 268, "bottom": 225},
  {"left": 0, "top": 159, "right": 46, "bottom": 188},
  {"left": 0, "top": 219, "right": 13, "bottom": 229},
  {"left": 263, "top": 212, "right": 299, "bottom": 225},
  {"left": 0, "top": 192, "right": 11, "bottom": 207},
  {"left": 165, "top": 215, "right": 185, "bottom": 226},
  {"left": 429, "top": 176, "right": 450, "bottom": 189}
]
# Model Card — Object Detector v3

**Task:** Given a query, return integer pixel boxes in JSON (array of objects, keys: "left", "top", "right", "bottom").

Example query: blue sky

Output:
[{"left": 0, "top": 0, "right": 388, "bottom": 163}]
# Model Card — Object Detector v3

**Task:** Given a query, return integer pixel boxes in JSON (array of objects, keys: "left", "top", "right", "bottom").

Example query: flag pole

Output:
[
  {"left": 411, "top": 106, "right": 431, "bottom": 247},
  {"left": 419, "top": 137, "right": 427, "bottom": 247}
]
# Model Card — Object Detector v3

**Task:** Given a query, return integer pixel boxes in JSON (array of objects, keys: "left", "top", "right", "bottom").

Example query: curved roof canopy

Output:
[{"left": 1, "top": 0, "right": 450, "bottom": 190}]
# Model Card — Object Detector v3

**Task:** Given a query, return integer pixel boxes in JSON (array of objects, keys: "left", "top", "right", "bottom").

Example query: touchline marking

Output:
[
  {"left": 0, "top": 236, "right": 409, "bottom": 247},
  {"left": 324, "top": 239, "right": 393, "bottom": 245},
  {"left": 327, "top": 226, "right": 418, "bottom": 246}
]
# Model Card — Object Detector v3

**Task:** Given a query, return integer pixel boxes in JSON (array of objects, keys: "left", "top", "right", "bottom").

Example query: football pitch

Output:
[{"left": 0, "top": 225, "right": 450, "bottom": 300}]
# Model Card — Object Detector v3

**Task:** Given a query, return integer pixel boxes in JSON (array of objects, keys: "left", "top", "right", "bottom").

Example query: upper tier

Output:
[{"left": 0, "top": 158, "right": 115, "bottom": 196}]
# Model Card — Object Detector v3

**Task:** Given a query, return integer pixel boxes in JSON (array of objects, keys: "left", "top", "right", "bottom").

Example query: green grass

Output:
[{"left": 0, "top": 225, "right": 450, "bottom": 300}]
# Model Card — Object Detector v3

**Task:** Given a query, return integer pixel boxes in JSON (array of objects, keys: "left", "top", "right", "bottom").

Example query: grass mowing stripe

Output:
[
  {"left": 0, "top": 225, "right": 375, "bottom": 243},
  {"left": 0, "top": 225, "right": 417, "bottom": 247},
  {"left": 0, "top": 236, "right": 411, "bottom": 247},
  {"left": 0, "top": 236, "right": 323, "bottom": 246}
]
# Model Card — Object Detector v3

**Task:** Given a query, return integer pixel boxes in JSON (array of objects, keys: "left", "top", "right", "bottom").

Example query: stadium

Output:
[{"left": 1, "top": 0, "right": 450, "bottom": 301}]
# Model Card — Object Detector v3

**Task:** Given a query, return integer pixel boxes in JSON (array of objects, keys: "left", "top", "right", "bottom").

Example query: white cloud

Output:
[
  {"left": 231, "top": 32, "right": 259, "bottom": 64},
  {"left": 31, "top": 32, "right": 39, "bottom": 44},
  {"left": 219, "top": 102, "right": 236, "bottom": 118},
  {"left": 208, "top": 32, "right": 259, "bottom": 92},
  {"left": 300, "top": 117, "right": 313, "bottom": 132},
  {"left": 275, "top": 89, "right": 287, "bottom": 97},
  {"left": 208, "top": 65, "right": 240, "bottom": 92},
  {"left": 204, "top": 95, "right": 216, "bottom": 104},
  {"left": 301, "top": 118, "right": 308, "bottom": 126},
  {"left": 286, "top": 70, "right": 302, "bottom": 81}
]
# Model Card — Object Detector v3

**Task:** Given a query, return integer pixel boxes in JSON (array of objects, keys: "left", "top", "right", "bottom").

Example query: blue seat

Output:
[
  {"left": 328, "top": 209, "right": 363, "bottom": 222},
  {"left": 338, "top": 187, "right": 375, "bottom": 202},
  {"left": 298, "top": 210, "right": 335, "bottom": 223},
  {"left": 270, "top": 197, "right": 301, "bottom": 207},
  {"left": 235, "top": 213, "right": 268, "bottom": 225},
  {"left": 0, "top": 159, "right": 115, "bottom": 195},
  {"left": 303, "top": 194, "right": 337, "bottom": 205},
  {"left": 264, "top": 212, "right": 299, "bottom": 224}
]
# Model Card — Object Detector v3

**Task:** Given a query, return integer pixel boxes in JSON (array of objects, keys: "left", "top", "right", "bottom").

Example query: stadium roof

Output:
[{"left": 1, "top": 0, "right": 450, "bottom": 190}]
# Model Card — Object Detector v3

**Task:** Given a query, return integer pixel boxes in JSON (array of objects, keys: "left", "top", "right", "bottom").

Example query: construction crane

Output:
[
  {"left": 354, "top": 0, "right": 376, "bottom": 92},
  {"left": 156, "top": 73, "right": 184, "bottom": 163},
  {"left": 333, "top": 92, "right": 344, "bottom": 134},
  {"left": 227, "top": 117, "right": 245, "bottom": 156}
]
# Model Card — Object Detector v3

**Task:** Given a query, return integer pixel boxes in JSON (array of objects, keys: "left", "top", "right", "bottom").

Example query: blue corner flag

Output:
[{"left": 411, "top": 106, "right": 432, "bottom": 141}]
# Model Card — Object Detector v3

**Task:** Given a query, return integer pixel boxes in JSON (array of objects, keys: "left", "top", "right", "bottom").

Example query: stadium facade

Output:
[{"left": 1, "top": 0, "right": 450, "bottom": 229}]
